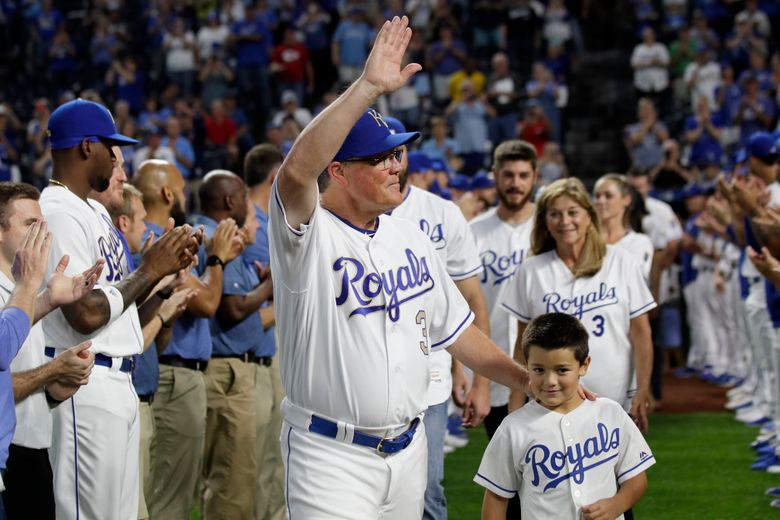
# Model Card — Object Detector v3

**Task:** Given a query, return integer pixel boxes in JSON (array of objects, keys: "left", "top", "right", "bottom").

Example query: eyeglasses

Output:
[{"left": 343, "top": 149, "right": 403, "bottom": 171}]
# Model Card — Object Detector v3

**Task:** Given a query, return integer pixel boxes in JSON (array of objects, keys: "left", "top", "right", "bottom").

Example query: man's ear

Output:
[
  {"left": 116, "top": 214, "right": 131, "bottom": 234},
  {"left": 328, "top": 162, "right": 349, "bottom": 189},
  {"left": 161, "top": 186, "right": 174, "bottom": 206},
  {"left": 79, "top": 138, "right": 93, "bottom": 159}
]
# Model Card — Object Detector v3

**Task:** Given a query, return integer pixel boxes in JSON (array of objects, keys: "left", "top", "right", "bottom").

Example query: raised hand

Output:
[
  {"left": 12, "top": 219, "right": 52, "bottom": 290},
  {"left": 207, "top": 218, "right": 244, "bottom": 263},
  {"left": 159, "top": 287, "right": 198, "bottom": 325},
  {"left": 139, "top": 224, "right": 198, "bottom": 281},
  {"left": 44, "top": 256, "right": 105, "bottom": 308},
  {"left": 360, "top": 16, "right": 422, "bottom": 98}
]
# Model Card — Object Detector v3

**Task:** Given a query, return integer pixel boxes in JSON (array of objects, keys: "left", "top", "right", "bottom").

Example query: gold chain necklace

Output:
[{"left": 48, "top": 179, "right": 70, "bottom": 191}]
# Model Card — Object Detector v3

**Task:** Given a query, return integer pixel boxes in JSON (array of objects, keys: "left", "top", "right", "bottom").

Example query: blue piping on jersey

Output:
[
  {"left": 500, "top": 302, "right": 531, "bottom": 322},
  {"left": 475, "top": 473, "right": 517, "bottom": 496},
  {"left": 273, "top": 187, "right": 305, "bottom": 237},
  {"left": 323, "top": 208, "right": 379, "bottom": 236},
  {"left": 617, "top": 454, "right": 655, "bottom": 480},
  {"left": 449, "top": 264, "right": 484, "bottom": 280},
  {"left": 285, "top": 426, "right": 292, "bottom": 519},
  {"left": 432, "top": 310, "right": 474, "bottom": 348},
  {"left": 629, "top": 300, "right": 656, "bottom": 317},
  {"left": 71, "top": 398, "right": 80, "bottom": 520}
]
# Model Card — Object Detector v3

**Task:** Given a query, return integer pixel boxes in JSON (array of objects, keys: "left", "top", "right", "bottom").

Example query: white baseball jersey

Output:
[
  {"left": 615, "top": 231, "right": 654, "bottom": 284},
  {"left": 390, "top": 185, "right": 483, "bottom": 406},
  {"left": 474, "top": 398, "right": 655, "bottom": 520},
  {"left": 643, "top": 197, "right": 683, "bottom": 305},
  {"left": 743, "top": 181, "right": 780, "bottom": 305},
  {"left": 40, "top": 186, "right": 143, "bottom": 357},
  {"left": 0, "top": 272, "right": 51, "bottom": 449},
  {"left": 470, "top": 207, "right": 534, "bottom": 407},
  {"left": 269, "top": 181, "right": 474, "bottom": 429},
  {"left": 501, "top": 246, "right": 656, "bottom": 407}
]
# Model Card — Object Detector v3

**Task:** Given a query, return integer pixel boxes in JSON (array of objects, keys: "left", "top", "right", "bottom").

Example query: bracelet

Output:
[
  {"left": 157, "top": 313, "right": 172, "bottom": 328},
  {"left": 157, "top": 288, "right": 173, "bottom": 300}
]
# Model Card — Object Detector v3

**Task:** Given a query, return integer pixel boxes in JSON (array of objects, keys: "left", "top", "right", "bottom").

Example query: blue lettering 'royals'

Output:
[
  {"left": 98, "top": 214, "right": 125, "bottom": 283},
  {"left": 525, "top": 423, "right": 621, "bottom": 492},
  {"left": 418, "top": 219, "right": 446, "bottom": 250},
  {"left": 480, "top": 248, "right": 527, "bottom": 285},
  {"left": 333, "top": 248, "right": 435, "bottom": 321},
  {"left": 543, "top": 283, "right": 618, "bottom": 318}
]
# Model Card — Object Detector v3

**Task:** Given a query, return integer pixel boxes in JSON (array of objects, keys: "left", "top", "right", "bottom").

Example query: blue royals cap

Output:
[
  {"left": 383, "top": 116, "right": 406, "bottom": 134},
  {"left": 470, "top": 171, "right": 496, "bottom": 190},
  {"left": 747, "top": 132, "right": 777, "bottom": 160},
  {"left": 48, "top": 99, "right": 138, "bottom": 151},
  {"left": 430, "top": 158, "right": 450, "bottom": 173},
  {"left": 333, "top": 108, "right": 419, "bottom": 162},
  {"left": 448, "top": 174, "right": 471, "bottom": 191},
  {"left": 406, "top": 152, "right": 432, "bottom": 174}
]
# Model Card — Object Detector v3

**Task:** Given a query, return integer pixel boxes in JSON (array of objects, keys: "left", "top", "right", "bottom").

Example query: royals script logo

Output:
[
  {"left": 334, "top": 248, "right": 435, "bottom": 321},
  {"left": 542, "top": 283, "right": 618, "bottom": 319},
  {"left": 526, "top": 423, "right": 620, "bottom": 492},
  {"left": 480, "top": 248, "right": 527, "bottom": 286}
]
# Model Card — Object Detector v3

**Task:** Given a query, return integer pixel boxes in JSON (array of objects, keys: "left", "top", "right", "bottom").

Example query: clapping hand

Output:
[{"left": 43, "top": 256, "right": 105, "bottom": 308}]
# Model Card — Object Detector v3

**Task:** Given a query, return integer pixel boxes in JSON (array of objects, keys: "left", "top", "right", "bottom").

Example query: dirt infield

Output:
[{"left": 654, "top": 370, "right": 729, "bottom": 414}]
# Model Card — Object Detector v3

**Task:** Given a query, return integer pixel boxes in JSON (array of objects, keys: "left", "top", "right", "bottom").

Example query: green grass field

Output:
[{"left": 443, "top": 413, "right": 780, "bottom": 519}]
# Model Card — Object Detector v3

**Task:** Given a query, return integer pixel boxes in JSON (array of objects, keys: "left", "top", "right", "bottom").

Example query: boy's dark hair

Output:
[{"left": 522, "top": 313, "right": 590, "bottom": 364}]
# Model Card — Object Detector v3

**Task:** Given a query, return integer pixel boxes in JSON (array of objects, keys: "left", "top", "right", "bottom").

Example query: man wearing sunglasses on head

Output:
[{"left": 269, "top": 16, "right": 529, "bottom": 518}]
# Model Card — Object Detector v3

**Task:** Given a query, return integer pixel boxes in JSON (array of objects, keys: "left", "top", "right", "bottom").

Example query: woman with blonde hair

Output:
[
  {"left": 501, "top": 178, "right": 656, "bottom": 431},
  {"left": 594, "top": 173, "right": 654, "bottom": 282}
]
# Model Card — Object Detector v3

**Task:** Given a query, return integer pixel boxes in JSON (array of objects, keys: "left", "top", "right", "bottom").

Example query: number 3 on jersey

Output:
[
  {"left": 591, "top": 315, "right": 605, "bottom": 337},
  {"left": 416, "top": 310, "right": 430, "bottom": 355}
]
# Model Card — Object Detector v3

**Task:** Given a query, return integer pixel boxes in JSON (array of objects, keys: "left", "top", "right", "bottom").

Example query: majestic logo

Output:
[
  {"left": 542, "top": 283, "right": 618, "bottom": 319},
  {"left": 480, "top": 248, "right": 527, "bottom": 285},
  {"left": 334, "top": 248, "right": 435, "bottom": 322},
  {"left": 526, "top": 423, "right": 621, "bottom": 492},
  {"left": 418, "top": 219, "right": 446, "bottom": 250}
]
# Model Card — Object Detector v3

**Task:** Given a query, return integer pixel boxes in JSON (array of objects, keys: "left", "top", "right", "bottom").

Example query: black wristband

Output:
[
  {"left": 157, "top": 288, "right": 173, "bottom": 300},
  {"left": 206, "top": 255, "right": 225, "bottom": 268}
]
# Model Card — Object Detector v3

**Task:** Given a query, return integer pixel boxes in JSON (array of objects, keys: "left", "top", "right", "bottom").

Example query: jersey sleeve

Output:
[
  {"left": 637, "top": 233, "right": 654, "bottom": 283},
  {"left": 44, "top": 211, "right": 97, "bottom": 278},
  {"left": 500, "top": 260, "right": 533, "bottom": 323},
  {"left": 268, "top": 179, "right": 320, "bottom": 293},
  {"left": 474, "top": 419, "right": 521, "bottom": 498},
  {"left": 615, "top": 408, "right": 656, "bottom": 484},
  {"left": 624, "top": 252, "right": 657, "bottom": 319},
  {"left": 424, "top": 235, "right": 475, "bottom": 352},
  {"left": 443, "top": 203, "right": 483, "bottom": 280}
]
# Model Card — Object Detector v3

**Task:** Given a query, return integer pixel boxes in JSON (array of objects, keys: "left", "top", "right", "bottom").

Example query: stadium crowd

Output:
[{"left": 0, "top": 0, "right": 779, "bottom": 519}]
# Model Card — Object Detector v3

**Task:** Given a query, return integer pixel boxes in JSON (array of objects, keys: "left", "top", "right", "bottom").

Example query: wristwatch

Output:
[{"left": 206, "top": 255, "right": 225, "bottom": 268}]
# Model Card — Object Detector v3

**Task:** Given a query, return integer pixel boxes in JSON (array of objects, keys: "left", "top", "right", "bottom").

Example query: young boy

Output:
[{"left": 474, "top": 313, "right": 655, "bottom": 519}]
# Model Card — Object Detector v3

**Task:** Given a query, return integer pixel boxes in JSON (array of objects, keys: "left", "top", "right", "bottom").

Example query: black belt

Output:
[
  {"left": 45, "top": 347, "right": 133, "bottom": 373},
  {"left": 158, "top": 355, "right": 209, "bottom": 372},
  {"left": 211, "top": 352, "right": 272, "bottom": 365},
  {"left": 138, "top": 394, "right": 154, "bottom": 404}
]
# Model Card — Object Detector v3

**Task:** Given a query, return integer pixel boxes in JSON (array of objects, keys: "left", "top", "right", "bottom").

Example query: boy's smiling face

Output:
[{"left": 527, "top": 345, "right": 590, "bottom": 414}]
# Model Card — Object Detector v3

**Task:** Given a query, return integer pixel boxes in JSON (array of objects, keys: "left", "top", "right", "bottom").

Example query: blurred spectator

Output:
[
  {"left": 738, "top": 49, "right": 772, "bottom": 93},
  {"left": 26, "top": 99, "right": 50, "bottom": 159},
  {"left": 296, "top": 1, "right": 333, "bottom": 97},
  {"left": 197, "top": 11, "right": 230, "bottom": 59},
  {"left": 280, "top": 115, "right": 302, "bottom": 155},
  {"left": 113, "top": 100, "right": 134, "bottom": 133},
  {"left": 669, "top": 26, "right": 697, "bottom": 80},
  {"left": 428, "top": 25, "right": 467, "bottom": 104},
  {"left": 683, "top": 45, "right": 721, "bottom": 111},
  {"left": 270, "top": 24, "right": 313, "bottom": 105},
  {"left": 203, "top": 99, "right": 239, "bottom": 170},
  {"left": 48, "top": 26, "right": 77, "bottom": 90},
  {"left": 470, "top": 0, "right": 506, "bottom": 62},
  {"left": 161, "top": 116, "right": 196, "bottom": 179},
  {"left": 223, "top": 91, "right": 254, "bottom": 154},
  {"left": 537, "top": 141, "right": 568, "bottom": 186},
  {"left": 771, "top": 52, "right": 780, "bottom": 107},
  {"left": 633, "top": 0, "right": 659, "bottom": 28},
  {"left": 0, "top": 106, "right": 20, "bottom": 181},
  {"left": 624, "top": 97, "right": 669, "bottom": 173},
  {"left": 132, "top": 126, "right": 176, "bottom": 172},
  {"left": 690, "top": 9, "right": 720, "bottom": 52},
  {"left": 543, "top": 0, "right": 575, "bottom": 48},
  {"left": 230, "top": 2, "right": 273, "bottom": 116},
  {"left": 388, "top": 52, "right": 423, "bottom": 131},
  {"left": 429, "top": 1, "right": 461, "bottom": 38},
  {"left": 650, "top": 139, "right": 693, "bottom": 192},
  {"left": 164, "top": 18, "right": 198, "bottom": 97},
  {"left": 517, "top": 100, "right": 551, "bottom": 156},
  {"left": 406, "top": 0, "right": 437, "bottom": 32},
  {"left": 199, "top": 53, "right": 235, "bottom": 109},
  {"left": 724, "top": 14, "right": 767, "bottom": 74},
  {"left": 486, "top": 51, "right": 523, "bottom": 146},
  {"left": 661, "top": 0, "right": 687, "bottom": 41},
  {"left": 33, "top": 0, "right": 64, "bottom": 67},
  {"left": 272, "top": 90, "right": 312, "bottom": 128},
  {"left": 544, "top": 43, "right": 569, "bottom": 82},
  {"left": 714, "top": 64, "right": 742, "bottom": 127},
  {"left": 90, "top": 15, "right": 120, "bottom": 86},
  {"left": 138, "top": 96, "right": 170, "bottom": 130},
  {"left": 685, "top": 97, "right": 724, "bottom": 168},
  {"left": 736, "top": 0, "right": 771, "bottom": 38},
  {"left": 445, "top": 79, "right": 492, "bottom": 174},
  {"left": 264, "top": 121, "right": 284, "bottom": 150},
  {"left": 449, "top": 58, "right": 486, "bottom": 103},
  {"left": 504, "top": 0, "right": 542, "bottom": 79},
  {"left": 106, "top": 55, "right": 145, "bottom": 113},
  {"left": 526, "top": 62, "right": 565, "bottom": 142},
  {"left": 630, "top": 27, "right": 670, "bottom": 115},
  {"left": 420, "top": 116, "right": 459, "bottom": 162},
  {"left": 735, "top": 75, "right": 774, "bottom": 145},
  {"left": 331, "top": 6, "right": 373, "bottom": 84}
]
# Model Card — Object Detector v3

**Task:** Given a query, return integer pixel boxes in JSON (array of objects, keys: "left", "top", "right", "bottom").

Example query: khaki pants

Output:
[
  {"left": 203, "top": 358, "right": 257, "bottom": 519},
  {"left": 137, "top": 401, "right": 155, "bottom": 519},
  {"left": 254, "top": 359, "right": 287, "bottom": 520},
  {"left": 148, "top": 365, "right": 207, "bottom": 519}
]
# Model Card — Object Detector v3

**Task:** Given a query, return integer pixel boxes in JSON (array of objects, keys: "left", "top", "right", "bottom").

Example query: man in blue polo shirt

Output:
[
  {"left": 230, "top": 2, "right": 273, "bottom": 117},
  {"left": 198, "top": 171, "right": 273, "bottom": 519},
  {"left": 133, "top": 161, "right": 243, "bottom": 519},
  {"left": 243, "top": 143, "right": 286, "bottom": 519}
]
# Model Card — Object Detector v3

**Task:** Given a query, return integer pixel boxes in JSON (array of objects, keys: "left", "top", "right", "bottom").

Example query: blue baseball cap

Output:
[
  {"left": 334, "top": 108, "right": 419, "bottom": 161},
  {"left": 448, "top": 174, "right": 471, "bottom": 191},
  {"left": 383, "top": 116, "right": 407, "bottom": 134},
  {"left": 430, "top": 158, "right": 450, "bottom": 173},
  {"left": 407, "top": 152, "right": 432, "bottom": 174},
  {"left": 471, "top": 171, "right": 496, "bottom": 190},
  {"left": 747, "top": 132, "right": 777, "bottom": 160},
  {"left": 680, "top": 183, "right": 707, "bottom": 199},
  {"left": 47, "top": 99, "right": 138, "bottom": 151}
]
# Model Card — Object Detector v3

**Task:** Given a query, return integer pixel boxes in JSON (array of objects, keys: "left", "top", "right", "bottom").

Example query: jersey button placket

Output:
[
  {"left": 372, "top": 243, "right": 403, "bottom": 422},
  {"left": 560, "top": 417, "right": 582, "bottom": 508}
]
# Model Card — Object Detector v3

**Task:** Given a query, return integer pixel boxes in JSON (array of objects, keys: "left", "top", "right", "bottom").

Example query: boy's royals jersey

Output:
[
  {"left": 40, "top": 185, "right": 143, "bottom": 357},
  {"left": 474, "top": 398, "right": 655, "bottom": 520},
  {"left": 269, "top": 181, "right": 474, "bottom": 429},
  {"left": 501, "top": 246, "right": 656, "bottom": 408},
  {"left": 391, "top": 185, "right": 482, "bottom": 406},
  {"left": 469, "top": 207, "right": 534, "bottom": 407}
]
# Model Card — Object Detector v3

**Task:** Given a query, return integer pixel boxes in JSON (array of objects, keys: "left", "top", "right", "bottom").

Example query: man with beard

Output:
[
  {"left": 132, "top": 160, "right": 243, "bottom": 519},
  {"left": 41, "top": 99, "right": 201, "bottom": 519},
  {"left": 385, "top": 116, "right": 491, "bottom": 520},
  {"left": 469, "top": 139, "right": 538, "bottom": 519}
]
